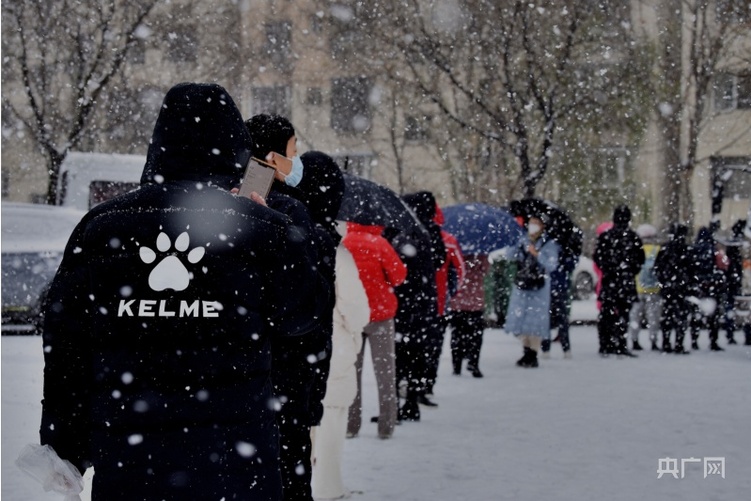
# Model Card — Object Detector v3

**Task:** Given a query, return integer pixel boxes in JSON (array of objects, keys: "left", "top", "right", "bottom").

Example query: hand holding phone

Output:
[{"left": 238, "top": 157, "right": 277, "bottom": 198}]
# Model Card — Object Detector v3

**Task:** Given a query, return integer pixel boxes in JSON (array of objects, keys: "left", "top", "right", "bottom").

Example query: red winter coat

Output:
[
  {"left": 434, "top": 206, "right": 466, "bottom": 316},
  {"left": 343, "top": 222, "right": 407, "bottom": 323}
]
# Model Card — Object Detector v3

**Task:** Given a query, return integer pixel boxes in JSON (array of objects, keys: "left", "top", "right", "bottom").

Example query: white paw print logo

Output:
[{"left": 139, "top": 232, "right": 205, "bottom": 292}]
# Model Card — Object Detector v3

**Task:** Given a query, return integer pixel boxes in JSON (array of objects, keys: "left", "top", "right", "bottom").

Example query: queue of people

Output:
[
  {"left": 36, "top": 82, "right": 749, "bottom": 501},
  {"left": 596, "top": 206, "right": 750, "bottom": 358}
]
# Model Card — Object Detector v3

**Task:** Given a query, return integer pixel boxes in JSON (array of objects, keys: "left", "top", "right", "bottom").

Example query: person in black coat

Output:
[
  {"left": 654, "top": 223, "right": 693, "bottom": 354},
  {"left": 386, "top": 191, "right": 445, "bottom": 419},
  {"left": 40, "top": 82, "right": 330, "bottom": 501},
  {"left": 723, "top": 220, "right": 746, "bottom": 344},
  {"left": 689, "top": 226, "right": 726, "bottom": 351},
  {"left": 401, "top": 191, "right": 447, "bottom": 406},
  {"left": 245, "top": 114, "right": 342, "bottom": 501},
  {"left": 593, "top": 205, "right": 644, "bottom": 357}
]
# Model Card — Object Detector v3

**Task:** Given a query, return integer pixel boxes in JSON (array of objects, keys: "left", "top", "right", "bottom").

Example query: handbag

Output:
[{"left": 515, "top": 248, "right": 545, "bottom": 291}]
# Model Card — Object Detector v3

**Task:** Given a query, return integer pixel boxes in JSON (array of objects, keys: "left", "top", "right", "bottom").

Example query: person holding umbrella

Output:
[{"left": 503, "top": 214, "right": 559, "bottom": 368}]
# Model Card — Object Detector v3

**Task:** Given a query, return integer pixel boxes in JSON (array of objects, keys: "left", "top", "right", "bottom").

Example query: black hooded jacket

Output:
[
  {"left": 654, "top": 224, "right": 693, "bottom": 299},
  {"left": 40, "top": 83, "right": 329, "bottom": 501},
  {"left": 593, "top": 208, "right": 644, "bottom": 305},
  {"left": 691, "top": 227, "right": 726, "bottom": 297},
  {"left": 390, "top": 192, "right": 446, "bottom": 331},
  {"left": 264, "top": 152, "right": 345, "bottom": 426}
]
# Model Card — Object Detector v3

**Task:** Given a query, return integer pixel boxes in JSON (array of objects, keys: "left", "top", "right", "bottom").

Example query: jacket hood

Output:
[
  {"left": 613, "top": 204, "right": 631, "bottom": 229},
  {"left": 668, "top": 223, "right": 688, "bottom": 241},
  {"left": 402, "top": 191, "right": 437, "bottom": 225},
  {"left": 695, "top": 227, "right": 714, "bottom": 246},
  {"left": 140, "top": 82, "right": 252, "bottom": 190},
  {"left": 298, "top": 151, "right": 345, "bottom": 228}
]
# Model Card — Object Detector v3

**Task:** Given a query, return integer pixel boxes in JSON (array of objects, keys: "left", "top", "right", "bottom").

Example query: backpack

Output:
[{"left": 638, "top": 245, "right": 660, "bottom": 289}]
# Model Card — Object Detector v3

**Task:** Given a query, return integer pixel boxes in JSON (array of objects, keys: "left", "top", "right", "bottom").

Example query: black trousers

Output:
[
  {"left": 448, "top": 310, "right": 485, "bottom": 369},
  {"left": 598, "top": 299, "right": 631, "bottom": 354},
  {"left": 277, "top": 410, "right": 313, "bottom": 501},
  {"left": 661, "top": 295, "right": 690, "bottom": 347}
]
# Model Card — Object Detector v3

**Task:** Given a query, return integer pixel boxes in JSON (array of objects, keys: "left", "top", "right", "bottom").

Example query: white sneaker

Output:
[
  {"left": 541, "top": 351, "right": 551, "bottom": 360},
  {"left": 563, "top": 351, "right": 572, "bottom": 359}
]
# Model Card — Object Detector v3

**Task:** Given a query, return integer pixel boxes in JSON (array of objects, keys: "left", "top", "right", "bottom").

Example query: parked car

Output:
[
  {"left": 571, "top": 255, "right": 598, "bottom": 300},
  {"left": 1, "top": 203, "right": 85, "bottom": 334}
]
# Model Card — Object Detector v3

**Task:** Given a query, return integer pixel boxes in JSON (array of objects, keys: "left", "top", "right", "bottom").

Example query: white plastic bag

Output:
[{"left": 15, "top": 443, "right": 83, "bottom": 501}]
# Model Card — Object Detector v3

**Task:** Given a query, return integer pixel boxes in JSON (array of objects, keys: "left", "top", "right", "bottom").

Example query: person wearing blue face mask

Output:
[
  {"left": 245, "top": 114, "right": 341, "bottom": 501},
  {"left": 246, "top": 114, "right": 304, "bottom": 187}
]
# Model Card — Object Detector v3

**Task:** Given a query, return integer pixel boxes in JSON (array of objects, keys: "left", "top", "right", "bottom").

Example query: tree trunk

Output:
[{"left": 45, "top": 149, "right": 66, "bottom": 206}]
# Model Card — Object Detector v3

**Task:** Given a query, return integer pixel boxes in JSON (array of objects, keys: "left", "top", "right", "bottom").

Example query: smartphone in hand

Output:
[{"left": 238, "top": 157, "right": 276, "bottom": 198}]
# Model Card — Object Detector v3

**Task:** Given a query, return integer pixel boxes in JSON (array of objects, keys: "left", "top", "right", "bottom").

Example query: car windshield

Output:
[{"left": 1, "top": 203, "right": 84, "bottom": 327}]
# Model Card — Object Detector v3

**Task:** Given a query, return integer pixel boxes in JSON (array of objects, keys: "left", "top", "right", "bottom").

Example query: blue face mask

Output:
[{"left": 284, "top": 155, "right": 304, "bottom": 187}]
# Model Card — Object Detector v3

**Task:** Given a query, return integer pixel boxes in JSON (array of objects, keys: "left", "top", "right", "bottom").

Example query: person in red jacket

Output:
[
  {"left": 435, "top": 205, "right": 467, "bottom": 321},
  {"left": 344, "top": 222, "right": 407, "bottom": 439},
  {"left": 448, "top": 254, "right": 491, "bottom": 377}
]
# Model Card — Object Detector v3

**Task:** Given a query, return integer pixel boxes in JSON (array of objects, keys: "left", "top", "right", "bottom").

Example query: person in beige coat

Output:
[{"left": 311, "top": 226, "right": 371, "bottom": 500}]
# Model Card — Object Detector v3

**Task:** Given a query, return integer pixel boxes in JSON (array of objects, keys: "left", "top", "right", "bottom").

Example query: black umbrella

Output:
[
  {"left": 510, "top": 198, "right": 582, "bottom": 257},
  {"left": 336, "top": 173, "right": 424, "bottom": 235}
]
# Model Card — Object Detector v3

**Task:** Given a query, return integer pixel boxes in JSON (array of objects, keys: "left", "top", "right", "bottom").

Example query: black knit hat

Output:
[{"left": 245, "top": 114, "right": 296, "bottom": 161}]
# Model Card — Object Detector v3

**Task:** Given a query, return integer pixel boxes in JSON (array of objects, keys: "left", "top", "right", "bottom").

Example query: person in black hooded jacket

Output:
[
  {"left": 245, "top": 114, "right": 343, "bottom": 501},
  {"left": 593, "top": 205, "right": 644, "bottom": 357},
  {"left": 39, "top": 82, "right": 330, "bottom": 501},
  {"left": 395, "top": 191, "right": 446, "bottom": 416},
  {"left": 654, "top": 223, "right": 693, "bottom": 353},
  {"left": 688, "top": 226, "right": 726, "bottom": 351}
]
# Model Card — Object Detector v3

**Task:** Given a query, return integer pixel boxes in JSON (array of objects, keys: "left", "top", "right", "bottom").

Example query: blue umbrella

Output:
[{"left": 442, "top": 203, "right": 523, "bottom": 255}]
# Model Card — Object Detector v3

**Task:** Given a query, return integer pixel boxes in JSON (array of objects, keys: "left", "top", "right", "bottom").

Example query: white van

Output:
[{"left": 56, "top": 151, "right": 145, "bottom": 211}]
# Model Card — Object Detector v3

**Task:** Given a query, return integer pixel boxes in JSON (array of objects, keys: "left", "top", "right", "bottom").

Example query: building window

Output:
[
  {"left": 263, "top": 21, "right": 292, "bottom": 72},
  {"left": 331, "top": 77, "right": 372, "bottom": 134},
  {"left": 712, "top": 157, "right": 751, "bottom": 202},
  {"left": 306, "top": 87, "right": 323, "bottom": 106},
  {"left": 128, "top": 38, "right": 146, "bottom": 65},
  {"left": 714, "top": 73, "right": 751, "bottom": 111},
  {"left": 310, "top": 14, "right": 324, "bottom": 34},
  {"left": 404, "top": 115, "right": 430, "bottom": 141},
  {"left": 592, "top": 147, "right": 629, "bottom": 187},
  {"left": 716, "top": 0, "right": 751, "bottom": 24},
  {"left": 252, "top": 86, "right": 290, "bottom": 117},
  {"left": 166, "top": 25, "right": 198, "bottom": 63},
  {"left": 332, "top": 153, "right": 376, "bottom": 178}
]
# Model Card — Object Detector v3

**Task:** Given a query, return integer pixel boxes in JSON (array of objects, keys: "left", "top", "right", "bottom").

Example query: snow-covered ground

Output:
[{"left": 3, "top": 299, "right": 750, "bottom": 500}]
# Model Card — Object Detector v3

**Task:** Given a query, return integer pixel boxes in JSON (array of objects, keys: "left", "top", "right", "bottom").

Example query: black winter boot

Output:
[
  {"left": 517, "top": 348, "right": 539, "bottom": 368},
  {"left": 452, "top": 353, "right": 462, "bottom": 375},
  {"left": 398, "top": 392, "right": 421, "bottom": 421},
  {"left": 467, "top": 365, "right": 484, "bottom": 378},
  {"left": 526, "top": 349, "right": 539, "bottom": 368},
  {"left": 516, "top": 347, "right": 533, "bottom": 367}
]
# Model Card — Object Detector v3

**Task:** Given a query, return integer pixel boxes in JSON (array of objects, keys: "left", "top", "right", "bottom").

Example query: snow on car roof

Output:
[{"left": 1, "top": 203, "right": 85, "bottom": 253}]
